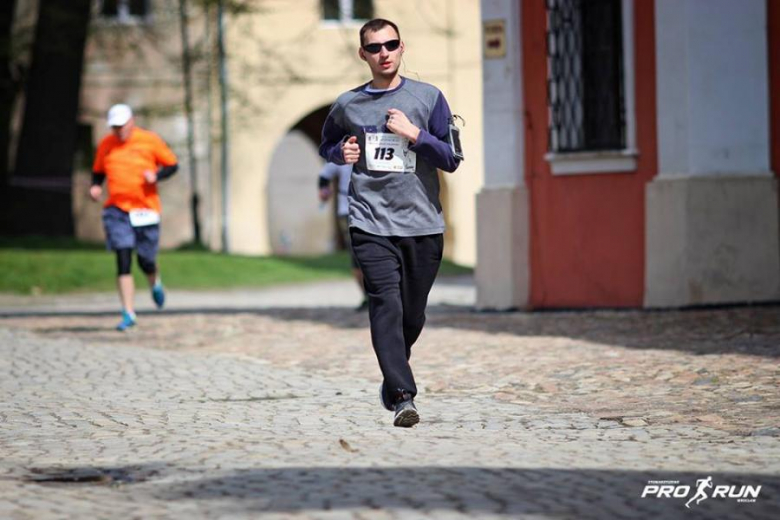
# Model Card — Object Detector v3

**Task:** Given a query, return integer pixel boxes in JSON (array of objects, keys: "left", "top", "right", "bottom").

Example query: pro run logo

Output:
[{"left": 641, "top": 477, "right": 761, "bottom": 508}]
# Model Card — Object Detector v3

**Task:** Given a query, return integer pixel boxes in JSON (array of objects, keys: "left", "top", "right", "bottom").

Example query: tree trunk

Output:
[
  {"left": 0, "top": 0, "right": 17, "bottom": 200},
  {"left": 10, "top": 0, "right": 90, "bottom": 236},
  {"left": 179, "top": 0, "right": 202, "bottom": 245}
]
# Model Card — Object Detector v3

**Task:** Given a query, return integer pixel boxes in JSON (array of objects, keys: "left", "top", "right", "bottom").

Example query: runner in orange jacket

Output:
[{"left": 90, "top": 104, "right": 178, "bottom": 331}]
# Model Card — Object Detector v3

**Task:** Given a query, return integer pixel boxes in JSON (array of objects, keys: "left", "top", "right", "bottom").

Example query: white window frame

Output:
[
  {"left": 96, "top": 0, "right": 151, "bottom": 26},
  {"left": 545, "top": 0, "right": 637, "bottom": 176},
  {"left": 321, "top": 0, "right": 372, "bottom": 26}
]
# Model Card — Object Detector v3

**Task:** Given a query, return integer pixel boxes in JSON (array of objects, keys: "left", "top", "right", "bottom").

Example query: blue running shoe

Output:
[
  {"left": 116, "top": 311, "right": 137, "bottom": 332},
  {"left": 152, "top": 283, "right": 165, "bottom": 309}
]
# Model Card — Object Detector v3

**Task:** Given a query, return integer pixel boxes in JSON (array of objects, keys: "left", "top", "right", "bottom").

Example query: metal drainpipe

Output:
[{"left": 217, "top": 0, "right": 230, "bottom": 253}]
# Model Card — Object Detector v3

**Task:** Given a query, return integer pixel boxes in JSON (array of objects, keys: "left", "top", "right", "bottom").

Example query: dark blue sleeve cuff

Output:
[
  {"left": 319, "top": 114, "right": 349, "bottom": 165},
  {"left": 91, "top": 172, "right": 106, "bottom": 186},
  {"left": 157, "top": 164, "right": 179, "bottom": 181},
  {"left": 409, "top": 129, "right": 460, "bottom": 173}
]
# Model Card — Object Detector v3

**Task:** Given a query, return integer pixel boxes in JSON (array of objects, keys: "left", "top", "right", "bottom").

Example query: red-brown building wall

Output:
[{"left": 522, "top": 0, "right": 657, "bottom": 308}]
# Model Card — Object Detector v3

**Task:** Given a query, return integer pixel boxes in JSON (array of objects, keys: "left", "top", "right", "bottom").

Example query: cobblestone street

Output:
[{"left": 1, "top": 278, "right": 779, "bottom": 519}]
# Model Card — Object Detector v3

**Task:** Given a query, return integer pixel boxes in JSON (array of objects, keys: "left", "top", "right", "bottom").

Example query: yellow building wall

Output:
[
  {"left": 224, "top": 0, "right": 483, "bottom": 265},
  {"left": 72, "top": 0, "right": 482, "bottom": 265}
]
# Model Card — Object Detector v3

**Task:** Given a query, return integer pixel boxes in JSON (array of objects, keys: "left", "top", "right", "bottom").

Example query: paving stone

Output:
[{"left": 1, "top": 288, "right": 779, "bottom": 519}]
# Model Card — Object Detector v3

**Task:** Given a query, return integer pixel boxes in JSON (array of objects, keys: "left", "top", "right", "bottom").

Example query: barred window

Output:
[
  {"left": 547, "top": 0, "right": 625, "bottom": 153},
  {"left": 99, "top": 0, "right": 149, "bottom": 23},
  {"left": 322, "top": 0, "right": 374, "bottom": 22}
]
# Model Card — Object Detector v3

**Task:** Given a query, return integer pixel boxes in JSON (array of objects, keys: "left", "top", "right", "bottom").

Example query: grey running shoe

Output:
[
  {"left": 379, "top": 382, "right": 395, "bottom": 412},
  {"left": 393, "top": 398, "right": 419, "bottom": 427}
]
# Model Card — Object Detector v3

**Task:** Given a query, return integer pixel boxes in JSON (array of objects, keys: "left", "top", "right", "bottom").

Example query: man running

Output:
[
  {"left": 89, "top": 104, "right": 179, "bottom": 331},
  {"left": 317, "top": 162, "right": 367, "bottom": 311},
  {"left": 685, "top": 476, "right": 713, "bottom": 508},
  {"left": 319, "top": 19, "right": 462, "bottom": 427}
]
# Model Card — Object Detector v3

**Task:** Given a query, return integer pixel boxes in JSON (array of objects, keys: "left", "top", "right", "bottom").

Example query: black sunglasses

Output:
[{"left": 362, "top": 39, "right": 401, "bottom": 54}]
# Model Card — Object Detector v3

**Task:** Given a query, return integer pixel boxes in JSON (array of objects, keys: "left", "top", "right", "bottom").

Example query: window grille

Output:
[
  {"left": 99, "top": 0, "right": 149, "bottom": 23},
  {"left": 322, "top": 0, "right": 374, "bottom": 22},
  {"left": 546, "top": 0, "right": 625, "bottom": 152}
]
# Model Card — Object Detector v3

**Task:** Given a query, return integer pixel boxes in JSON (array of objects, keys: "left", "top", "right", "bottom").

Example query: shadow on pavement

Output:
[
  {"left": 34, "top": 325, "right": 116, "bottom": 333},
  {"left": 2, "top": 303, "right": 779, "bottom": 358},
  {"left": 153, "top": 467, "right": 778, "bottom": 519},
  {"left": 24, "top": 464, "right": 776, "bottom": 518}
]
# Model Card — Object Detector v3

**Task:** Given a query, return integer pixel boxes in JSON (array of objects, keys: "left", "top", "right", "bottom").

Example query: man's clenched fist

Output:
[
  {"left": 386, "top": 108, "right": 420, "bottom": 144},
  {"left": 89, "top": 185, "right": 103, "bottom": 202},
  {"left": 342, "top": 136, "right": 361, "bottom": 164}
]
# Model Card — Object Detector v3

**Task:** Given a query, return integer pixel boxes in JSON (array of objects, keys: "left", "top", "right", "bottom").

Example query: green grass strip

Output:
[{"left": 0, "top": 239, "right": 471, "bottom": 295}]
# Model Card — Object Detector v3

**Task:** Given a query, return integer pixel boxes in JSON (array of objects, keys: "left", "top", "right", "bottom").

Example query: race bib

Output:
[
  {"left": 365, "top": 132, "right": 416, "bottom": 173},
  {"left": 129, "top": 209, "right": 160, "bottom": 227}
]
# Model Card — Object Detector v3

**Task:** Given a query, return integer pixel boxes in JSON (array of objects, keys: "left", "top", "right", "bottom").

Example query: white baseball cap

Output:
[{"left": 107, "top": 104, "right": 133, "bottom": 127}]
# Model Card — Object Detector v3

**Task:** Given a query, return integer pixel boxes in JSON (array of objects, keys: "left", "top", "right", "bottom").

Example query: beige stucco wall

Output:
[
  {"left": 71, "top": 0, "right": 483, "bottom": 264},
  {"left": 647, "top": 1, "right": 779, "bottom": 307},
  {"left": 224, "top": 0, "right": 483, "bottom": 265},
  {"left": 475, "top": 187, "right": 529, "bottom": 310},
  {"left": 77, "top": 0, "right": 212, "bottom": 249},
  {"left": 644, "top": 176, "right": 780, "bottom": 307}
]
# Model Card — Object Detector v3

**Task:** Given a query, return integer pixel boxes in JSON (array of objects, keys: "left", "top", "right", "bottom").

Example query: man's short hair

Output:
[{"left": 359, "top": 18, "right": 400, "bottom": 47}]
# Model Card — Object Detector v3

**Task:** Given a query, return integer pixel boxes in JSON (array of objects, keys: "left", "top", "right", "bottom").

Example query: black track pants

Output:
[{"left": 350, "top": 227, "right": 443, "bottom": 402}]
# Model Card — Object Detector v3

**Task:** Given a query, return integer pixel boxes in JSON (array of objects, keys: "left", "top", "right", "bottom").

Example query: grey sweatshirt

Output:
[{"left": 319, "top": 77, "right": 461, "bottom": 237}]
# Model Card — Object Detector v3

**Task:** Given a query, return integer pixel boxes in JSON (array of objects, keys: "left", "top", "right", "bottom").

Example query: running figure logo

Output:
[{"left": 685, "top": 476, "right": 713, "bottom": 508}]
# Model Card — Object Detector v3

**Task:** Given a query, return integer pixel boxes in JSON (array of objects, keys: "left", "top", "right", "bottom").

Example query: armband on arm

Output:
[{"left": 448, "top": 116, "right": 464, "bottom": 161}]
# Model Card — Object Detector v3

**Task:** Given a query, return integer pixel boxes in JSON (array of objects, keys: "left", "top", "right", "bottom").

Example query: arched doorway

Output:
[{"left": 266, "top": 106, "right": 336, "bottom": 255}]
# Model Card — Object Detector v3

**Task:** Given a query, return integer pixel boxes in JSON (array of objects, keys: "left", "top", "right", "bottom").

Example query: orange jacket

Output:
[{"left": 93, "top": 127, "right": 178, "bottom": 213}]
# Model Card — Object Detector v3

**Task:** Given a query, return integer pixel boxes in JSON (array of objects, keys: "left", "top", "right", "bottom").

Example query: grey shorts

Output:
[{"left": 102, "top": 206, "right": 160, "bottom": 260}]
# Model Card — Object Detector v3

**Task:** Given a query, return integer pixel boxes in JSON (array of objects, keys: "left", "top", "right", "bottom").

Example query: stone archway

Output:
[{"left": 266, "top": 106, "right": 334, "bottom": 255}]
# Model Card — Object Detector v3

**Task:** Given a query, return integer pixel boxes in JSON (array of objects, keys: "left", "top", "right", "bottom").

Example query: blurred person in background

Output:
[
  {"left": 317, "top": 161, "right": 367, "bottom": 311},
  {"left": 89, "top": 104, "right": 179, "bottom": 331}
]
